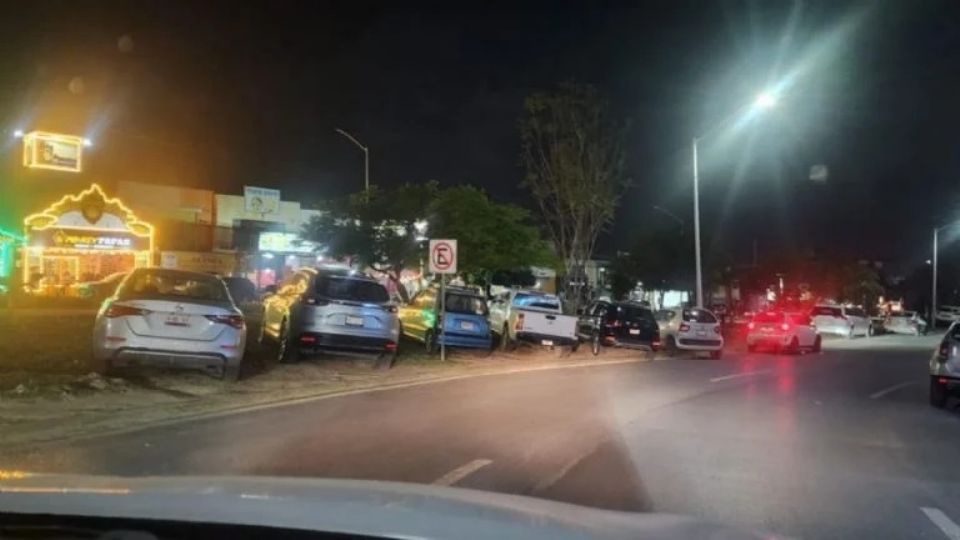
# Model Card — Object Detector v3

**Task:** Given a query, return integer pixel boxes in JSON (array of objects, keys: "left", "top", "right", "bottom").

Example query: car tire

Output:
[
  {"left": 710, "top": 349, "right": 722, "bottom": 359},
  {"left": 571, "top": 339, "right": 580, "bottom": 353},
  {"left": 500, "top": 325, "right": 515, "bottom": 352},
  {"left": 376, "top": 348, "right": 397, "bottom": 370},
  {"left": 277, "top": 320, "right": 300, "bottom": 364},
  {"left": 591, "top": 332, "right": 601, "bottom": 356},
  {"left": 425, "top": 330, "right": 437, "bottom": 354},
  {"left": 666, "top": 336, "right": 677, "bottom": 357},
  {"left": 788, "top": 336, "right": 800, "bottom": 354},
  {"left": 930, "top": 376, "right": 949, "bottom": 408},
  {"left": 222, "top": 362, "right": 242, "bottom": 382},
  {"left": 812, "top": 335, "right": 822, "bottom": 353}
]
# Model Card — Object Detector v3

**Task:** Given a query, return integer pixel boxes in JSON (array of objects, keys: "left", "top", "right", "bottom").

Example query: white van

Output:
[{"left": 811, "top": 304, "right": 872, "bottom": 338}]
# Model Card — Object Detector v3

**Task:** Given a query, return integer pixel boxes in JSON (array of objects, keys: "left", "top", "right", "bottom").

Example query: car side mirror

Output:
[{"left": 262, "top": 285, "right": 278, "bottom": 296}]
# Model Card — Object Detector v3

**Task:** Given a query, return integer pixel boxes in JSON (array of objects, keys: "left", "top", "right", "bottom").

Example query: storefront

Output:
[
  {"left": 254, "top": 231, "right": 320, "bottom": 288},
  {"left": 22, "top": 184, "right": 154, "bottom": 295}
]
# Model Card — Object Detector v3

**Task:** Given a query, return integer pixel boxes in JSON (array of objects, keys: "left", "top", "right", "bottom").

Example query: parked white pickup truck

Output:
[{"left": 488, "top": 290, "right": 578, "bottom": 350}]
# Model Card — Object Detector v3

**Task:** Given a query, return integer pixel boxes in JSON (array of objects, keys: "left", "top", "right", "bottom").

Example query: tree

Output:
[
  {"left": 520, "top": 83, "right": 629, "bottom": 313},
  {"left": 428, "top": 186, "right": 555, "bottom": 293},
  {"left": 301, "top": 182, "right": 438, "bottom": 301}
]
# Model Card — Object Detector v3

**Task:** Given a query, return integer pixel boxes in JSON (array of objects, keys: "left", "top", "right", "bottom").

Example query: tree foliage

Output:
[
  {"left": 520, "top": 82, "right": 629, "bottom": 312},
  {"left": 301, "top": 182, "right": 438, "bottom": 301},
  {"left": 428, "top": 186, "right": 555, "bottom": 291}
]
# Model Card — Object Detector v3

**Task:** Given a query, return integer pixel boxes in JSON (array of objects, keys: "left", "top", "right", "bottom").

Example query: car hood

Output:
[{"left": 0, "top": 473, "right": 781, "bottom": 539}]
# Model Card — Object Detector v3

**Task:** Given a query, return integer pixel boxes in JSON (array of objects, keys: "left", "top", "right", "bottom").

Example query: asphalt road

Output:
[{"left": 8, "top": 333, "right": 960, "bottom": 539}]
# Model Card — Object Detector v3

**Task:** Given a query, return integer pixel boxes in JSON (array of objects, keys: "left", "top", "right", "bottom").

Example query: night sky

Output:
[{"left": 4, "top": 1, "right": 960, "bottom": 269}]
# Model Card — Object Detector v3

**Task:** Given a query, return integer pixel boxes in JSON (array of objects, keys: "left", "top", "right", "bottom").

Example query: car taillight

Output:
[
  {"left": 938, "top": 341, "right": 950, "bottom": 362},
  {"left": 679, "top": 323, "right": 690, "bottom": 332},
  {"left": 514, "top": 312, "right": 524, "bottom": 331},
  {"left": 747, "top": 322, "right": 755, "bottom": 330},
  {"left": 205, "top": 314, "right": 245, "bottom": 329},
  {"left": 780, "top": 323, "right": 790, "bottom": 332},
  {"left": 385, "top": 341, "right": 397, "bottom": 351},
  {"left": 103, "top": 304, "right": 150, "bottom": 318}
]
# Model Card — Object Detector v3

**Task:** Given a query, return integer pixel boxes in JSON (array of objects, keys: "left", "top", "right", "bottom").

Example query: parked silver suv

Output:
[
  {"left": 930, "top": 322, "right": 960, "bottom": 408},
  {"left": 260, "top": 268, "right": 400, "bottom": 368}
]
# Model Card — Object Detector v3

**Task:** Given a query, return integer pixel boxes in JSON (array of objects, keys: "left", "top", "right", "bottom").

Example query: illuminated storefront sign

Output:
[
  {"left": 23, "top": 184, "right": 155, "bottom": 291},
  {"left": 244, "top": 186, "right": 281, "bottom": 215},
  {"left": 258, "top": 231, "right": 317, "bottom": 253},
  {"left": 22, "top": 131, "right": 85, "bottom": 173}
]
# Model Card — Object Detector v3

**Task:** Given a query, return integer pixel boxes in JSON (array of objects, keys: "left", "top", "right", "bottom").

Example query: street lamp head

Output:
[{"left": 754, "top": 91, "right": 778, "bottom": 109}]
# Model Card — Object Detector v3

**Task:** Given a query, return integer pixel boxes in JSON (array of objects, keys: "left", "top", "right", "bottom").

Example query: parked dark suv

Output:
[
  {"left": 260, "top": 268, "right": 400, "bottom": 367},
  {"left": 575, "top": 301, "right": 660, "bottom": 355}
]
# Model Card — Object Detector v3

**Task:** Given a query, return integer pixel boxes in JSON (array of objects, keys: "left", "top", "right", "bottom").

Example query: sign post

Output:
[{"left": 429, "top": 239, "right": 458, "bottom": 362}]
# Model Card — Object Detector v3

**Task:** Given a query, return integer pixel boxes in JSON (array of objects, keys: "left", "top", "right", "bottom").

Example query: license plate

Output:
[
  {"left": 541, "top": 339, "right": 554, "bottom": 346},
  {"left": 345, "top": 315, "right": 363, "bottom": 327},
  {"left": 165, "top": 314, "right": 190, "bottom": 327},
  {"left": 629, "top": 329, "right": 640, "bottom": 335},
  {"left": 459, "top": 321, "right": 475, "bottom": 330}
]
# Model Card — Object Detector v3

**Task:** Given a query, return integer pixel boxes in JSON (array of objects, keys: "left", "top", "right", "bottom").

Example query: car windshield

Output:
[
  {"left": 116, "top": 269, "right": 230, "bottom": 303},
  {"left": 316, "top": 276, "right": 389, "bottom": 303},
  {"left": 445, "top": 293, "right": 487, "bottom": 315},
  {"left": 4, "top": 6, "right": 957, "bottom": 540},
  {"left": 682, "top": 309, "right": 717, "bottom": 323},
  {"left": 512, "top": 293, "right": 561, "bottom": 311}
]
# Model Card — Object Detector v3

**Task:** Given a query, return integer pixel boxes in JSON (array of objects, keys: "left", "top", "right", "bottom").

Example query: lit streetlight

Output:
[
  {"left": 335, "top": 128, "right": 369, "bottom": 193},
  {"left": 691, "top": 90, "right": 778, "bottom": 307}
]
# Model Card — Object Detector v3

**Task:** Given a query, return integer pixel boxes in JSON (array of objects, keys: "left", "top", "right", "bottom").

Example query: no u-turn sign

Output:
[{"left": 429, "top": 239, "right": 457, "bottom": 274}]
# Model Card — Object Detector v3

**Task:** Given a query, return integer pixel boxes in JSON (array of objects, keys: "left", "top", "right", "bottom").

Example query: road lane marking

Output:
[
  {"left": 432, "top": 459, "right": 492, "bottom": 486},
  {"left": 869, "top": 381, "right": 916, "bottom": 400},
  {"left": 921, "top": 507, "right": 960, "bottom": 540},
  {"left": 710, "top": 369, "right": 773, "bottom": 383}
]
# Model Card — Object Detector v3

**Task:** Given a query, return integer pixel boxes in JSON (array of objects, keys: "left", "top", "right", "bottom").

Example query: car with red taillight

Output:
[
  {"left": 92, "top": 268, "right": 247, "bottom": 380},
  {"left": 929, "top": 322, "right": 960, "bottom": 408},
  {"left": 655, "top": 307, "right": 724, "bottom": 358},
  {"left": 746, "top": 311, "right": 820, "bottom": 354},
  {"left": 260, "top": 268, "right": 400, "bottom": 367},
  {"left": 578, "top": 301, "right": 660, "bottom": 355}
]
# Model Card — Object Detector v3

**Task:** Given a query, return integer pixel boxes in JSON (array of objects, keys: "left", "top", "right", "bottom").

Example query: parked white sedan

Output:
[{"left": 93, "top": 268, "right": 247, "bottom": 380}]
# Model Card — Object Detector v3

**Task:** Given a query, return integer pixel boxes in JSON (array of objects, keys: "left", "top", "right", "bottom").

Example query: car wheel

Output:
[
  {"left": 710, "top": 349, "right": 722, "bottom": 359},
  {"left": 277, "top": 320, "right": 300, "bottom": 363},
  {"left": 788, "top": 336, "right": 800, "bottom": 354},
  {"left": 591, "top": 332, "right": 601, "bottom": 356},
  {"left": 665, "top": 336, "right": 677, "bottom": 357},
  {"left": 812, "top": 335, "right": 822, "bottom": 353},
  {"left": 930, "top": 376, "right": 948, "bottom": 408},
  {"left": 376, "top": 347, "right": 398, "bottom": 370},
  {"left": 571, "top": 339, "right": 580, "bottom": 353},
  {"left": 222, "top": 362, "right": 242, "bottom": 382},
  {"left": 500, "top": 325, "right": 514, "bottom": 352},
  {"left": 424, "top": 330, "right": 437, "bottom": 354}
]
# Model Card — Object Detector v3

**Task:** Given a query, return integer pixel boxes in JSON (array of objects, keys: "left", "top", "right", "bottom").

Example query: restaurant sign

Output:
[
  {"left": 22, "top": 131, "right": 84, "bottom": 173},
  {"left": 29, "top": 228, "right": 150, "bottom": 251}
]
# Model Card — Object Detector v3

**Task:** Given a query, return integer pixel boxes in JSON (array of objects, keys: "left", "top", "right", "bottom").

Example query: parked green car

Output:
[{"left": 399, "top": 286, "right": 492, "bottom": 352}]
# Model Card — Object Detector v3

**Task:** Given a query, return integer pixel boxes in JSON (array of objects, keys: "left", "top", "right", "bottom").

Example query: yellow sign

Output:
[{"left": 22, "top": 131, "right": 84, "bottom": 173}]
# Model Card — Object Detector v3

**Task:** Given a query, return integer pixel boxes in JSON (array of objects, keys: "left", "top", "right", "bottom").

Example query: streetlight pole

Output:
[
  {"left": 335, "top": 128, "right": 369, "bottom": 193},
  {"left": 692, "top": 137, "right": 703, "bottom": 308},
  {"left": 933, "top": 227, "right": 938, "bottom": 327}
]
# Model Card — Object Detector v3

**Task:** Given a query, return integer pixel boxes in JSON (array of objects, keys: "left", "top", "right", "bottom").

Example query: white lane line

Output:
[
  {"left": 921, "top": 507, "right": 960, "bottom": 540},
  {"left": 869, "top": 381, "right": 916, "bottom": 400},
  {"left": 710, "top": 369, "right": 773, "bottom": 383},
  {"left": 432, "top": 459, "right": 493, "bottom": 486}
]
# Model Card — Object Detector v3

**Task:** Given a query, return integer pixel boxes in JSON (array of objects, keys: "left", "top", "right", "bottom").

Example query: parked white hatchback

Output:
[
  {"left": 93, "top": 268, "right": 247, "bottom": 380},
  {"left": 811, "top": 304, "right": 871, "bottom": 338},
  {"left": 655, "top": 307, "right": 724, "bottom": 358},
  {"left": 746, "top": 311, "right": 821, "bottom": 354}
]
